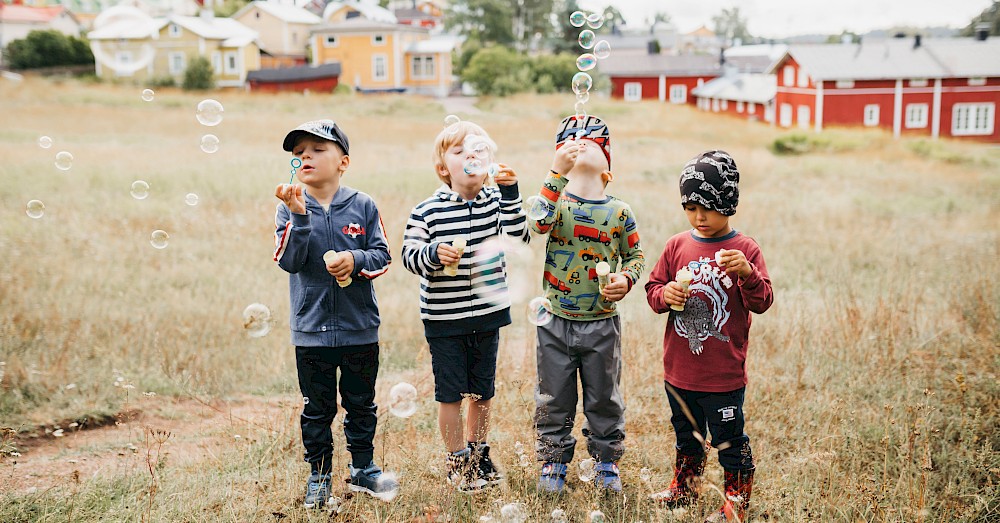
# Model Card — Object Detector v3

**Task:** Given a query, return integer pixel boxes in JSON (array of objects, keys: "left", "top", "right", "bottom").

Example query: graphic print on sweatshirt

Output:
[{"left": 674, "top": 256, "right": 734, "bottom": 355}]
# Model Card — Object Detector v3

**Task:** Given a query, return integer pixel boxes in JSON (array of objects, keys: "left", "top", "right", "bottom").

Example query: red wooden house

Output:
[
  {"left": 768, "top": 35, "right": 1000, "bottom": 141},
  {"left": 599, "top": 51, "right": 722, "bottom": 105},
  {"left": 246, "top": 62, "right": 340, "bottom": 93}
]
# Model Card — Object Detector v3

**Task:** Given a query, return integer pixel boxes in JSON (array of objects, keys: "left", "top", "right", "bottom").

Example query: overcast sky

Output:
[{"left": 577, "top": 0, "right": 993, "bottom": 38}]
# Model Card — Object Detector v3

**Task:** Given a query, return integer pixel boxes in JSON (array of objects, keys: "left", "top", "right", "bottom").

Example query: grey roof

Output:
[
  {"left": 770, "top": 38, "right": 1000, "bottom": 80},
  {"left": 724, "top": 55, "right": 775, "bottom": 74},
  {"left": 311, "top": 16, "right": 427, "bottom": 34},
  {"left": 598, "top": 51, "right": 723, "bottom": 77},
  {"left": 247, "top": 62, "right": 341, "bottom": 82},
  {"left": 691, "top": 72, "right": 776, "bottom": 104}
]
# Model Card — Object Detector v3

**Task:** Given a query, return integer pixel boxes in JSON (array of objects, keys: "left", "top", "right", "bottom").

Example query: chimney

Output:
[
  {"left": 914, "top": 34, "right": 921, "bottom": 48},
  {"left": 201, "top": 0, "right": 214, "bottom": 21},
  {"left": 647, "top": 39, "right": 661, "bottom": 54},
  {"left": 975, "top": 22, "right": 990, "bottom": 41}
]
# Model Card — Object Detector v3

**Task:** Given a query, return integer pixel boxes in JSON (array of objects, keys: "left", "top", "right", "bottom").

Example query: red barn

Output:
[
  {"left": 599, "top": 51, "right": 722, "bottom": 104},
  {"left": 768, "top": 36, "right": 1000, "bottom": 141},
  {"left": 246, "top": 62, "right": 340, "bottom": 93},
  {"left": 692, "top": 71, "right": 777, "bottom": 123}
]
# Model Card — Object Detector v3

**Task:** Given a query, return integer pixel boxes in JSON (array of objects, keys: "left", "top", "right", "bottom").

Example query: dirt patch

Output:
[{"left": 0, "top": 395, "right": 299, "bottom": 494}]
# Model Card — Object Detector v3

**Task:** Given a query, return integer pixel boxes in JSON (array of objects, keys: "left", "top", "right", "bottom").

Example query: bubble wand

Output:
[{"left": 288, "top": 157, "right": 302, "bottom": 184}]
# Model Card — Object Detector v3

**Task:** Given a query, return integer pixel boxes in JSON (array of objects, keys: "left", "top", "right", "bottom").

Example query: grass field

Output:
[{"left": 0, "top": 76, "right": 998, "bottom": 522}]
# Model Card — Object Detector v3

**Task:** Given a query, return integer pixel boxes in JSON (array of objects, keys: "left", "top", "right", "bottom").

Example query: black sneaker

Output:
[
  {"left": 469, "top": 442, "right": 503, "bottom": 487},
  {"left": 447, "top": 448, "right": 486, "bottom": 493},
  {"left": 348, "top": 461, "right": 399, "bottom": 502},
  {"left": 303, "top": 472, "right": 332, "bottom": 508}
]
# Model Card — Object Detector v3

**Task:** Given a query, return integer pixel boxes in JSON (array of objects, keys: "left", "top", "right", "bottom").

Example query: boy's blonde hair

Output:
[{"left": 433, "top": 121, "right": 497, "bottom": 186}]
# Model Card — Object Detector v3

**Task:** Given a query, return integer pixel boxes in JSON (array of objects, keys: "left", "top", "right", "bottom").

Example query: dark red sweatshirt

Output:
[{"left": 645, "top": 230, "right": 773, "bottom": 392}]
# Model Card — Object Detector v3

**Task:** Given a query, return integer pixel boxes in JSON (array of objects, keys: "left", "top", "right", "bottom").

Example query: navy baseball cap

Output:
[{"left": 282, "top": 119, "right": 350, "bottom": 155}]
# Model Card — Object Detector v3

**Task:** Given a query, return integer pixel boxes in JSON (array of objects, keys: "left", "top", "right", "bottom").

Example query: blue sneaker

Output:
[
  {"left": 537, "top": 462, "right": 568, "bottom": 494},
  {"left": 594, "top": 462, "right": 622, "bottom": 492},
  {"left": 303, "top": 472, "right": 332, "bottom": 508},
  {"left": 348, "top": 462, "right": 399, "bottom": 502}
]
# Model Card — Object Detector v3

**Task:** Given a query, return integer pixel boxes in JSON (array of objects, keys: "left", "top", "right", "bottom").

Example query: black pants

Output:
[
  {"left": 296, "top": 344, "right": 379, "bottom": 474},
  {"left": 664, "top": 381, "right": 754, "bottom": 471}
]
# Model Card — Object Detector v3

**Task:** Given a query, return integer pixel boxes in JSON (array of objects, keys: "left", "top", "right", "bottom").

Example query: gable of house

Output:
[
  {"left": 0, "top": 4, "right": 82, "bottom": 48},
  {"left": 311, "top": 17, "right": 426, "bottom": 89},
  {"left": 232, "top": 1, "right": 319, "bottom": 59}
]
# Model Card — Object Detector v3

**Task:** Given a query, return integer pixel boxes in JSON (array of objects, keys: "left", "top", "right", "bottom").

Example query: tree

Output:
[
  {"left": 711, "top": 7, "right": 752, "bottom": 45},
  {"left": 461, "top": 46, "right": 530, "bottom": 96},
  {"left": 182, "top": 56, "right": 215, "bottom": 90},
  {"left": 446, "top": 0, "right": 554, "bottom": 50},
  {"left": 599, "top": 6, "right": 626, "bottom": 36},
  {"left": 550, "top": 0, "right": 584, "bottom": 54},
  {"left": 961, "top": 0, "right": 1000, "bottom": 37},
  {"left": 5, "top": 30, "right": 93, "bottom": 70}
]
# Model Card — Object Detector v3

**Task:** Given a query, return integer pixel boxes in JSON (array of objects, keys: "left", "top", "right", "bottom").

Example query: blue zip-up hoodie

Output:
[{"left": 273, "top": 185, "right": 391, "bottom": 347}]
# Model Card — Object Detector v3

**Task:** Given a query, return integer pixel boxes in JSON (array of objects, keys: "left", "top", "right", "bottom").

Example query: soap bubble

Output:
[
  {"left": 574, "top": 102, "right": 588, "bottom": 121},
  {"left": 26, "top": 200, "right": 45, "bottom": 219},
  {"left": 130, "top": 180, "right": 150, "bottom": 200},
  {"left": 518, "top": 454, "right": 531, "bottom": 467},
  {"left": 594, "top": 40, "right": 611, "bottom": 59},
  {"left": 588, "top": 510, "right": 606, "bottom": 523},
  {"left": 150, "top": 229, "right": 169, "bottom": 250},
  {"left": 499, "top": 502, "right": 527, "bottom": 523},
  {"left": 524, "top": 195, "right": 549, "bottom": 221},
  {"left": 374, "top": 472, "right": 400, "bottom": 501},
  {"left": 579, "top": 458, "right": 596, "bottom": 482},
  {"left": 586, "top": 12, "right": 604, "bottom": 29},
  {"left": 141, "top": 88, "right": 154, "bottom": 102},
  {"left": 200, "top": 134, "right": 220, "bottom": 153},
  {"left": 526, "top": 297, "right": 553, "bottom": 327},
  {"left": 486, "top": 163, "right": 500, "bottom": 179},
  {"left": 388, "top": 382, "right": 418, "bottom": 418},
  {"left": 576, "top": 53, "right": 597, "bottom": 72},
  {"left": 195, "top": 99, "right": 224, "bottom": 126},
  {"left": 54, "top": 151, "right": 74, "bottom": 171},
  {"left": 578, "top": 29, "right": 595, "bottom": 49},
  {"left": 551, "top": 509, "right": 568, "bottom": 523},
  {"left": 242, "top": 303, "right": 271, "bottom": 337},
  {"left": 514, "top": 440, "right": 524, "bottom": 455},
  {"left": 569, "top": 10, "right": 586, "bottom": 27},
  {"left": 464, "top": 159, "right": 484, "bottom": 175},
  {"left": 38, "top": 136, "right": 53, "bottom": 149},
  {"left": 471, "top": 236, "right": 534, "bottom": 307},
  {"left": 640, "top": 467, "right": 652, "bottom": 482},
  {"left": 184, "top": 193, "right": 199, "bottom": 206},
  {"left": 444, "top": 114, "right": 461, "bottom": 135},
  {"left": 572, "top": 72, "right": 593, "bottom": 95}
]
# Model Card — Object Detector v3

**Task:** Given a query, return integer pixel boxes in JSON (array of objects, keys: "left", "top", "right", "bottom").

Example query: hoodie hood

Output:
[{"left": 303, "top": 185, "right": 359, "bottom": 210}]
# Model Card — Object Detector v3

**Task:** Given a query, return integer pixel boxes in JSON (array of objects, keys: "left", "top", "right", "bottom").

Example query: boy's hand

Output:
[
  {"left": 717, "top": 249, "right": 752, "bottom": 278},
  {"left": 601, "top": 273, "right": 630, "bottom": 302},
  {"left": 275, "top": 183, "right": 306, "bottom": 214},
  {"left": 325, "top": 251, "right": 354, "bottom": 280},
  {"left": 493, "top": 163, "right": 518, "bottom": 186},
  {"left": 436, "top": 242, "right": 461, "bottom": 266},
  {"left": 661, "top": 281, "right": 690, "bottom": 308},
  {"left": 551, "top": 142, "right": 580, "bottom": 176}
]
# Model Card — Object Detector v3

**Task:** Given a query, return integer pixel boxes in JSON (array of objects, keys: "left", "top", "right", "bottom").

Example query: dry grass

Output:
[{"left": 0, "top": 76, "right": 998, "bottom": 522}]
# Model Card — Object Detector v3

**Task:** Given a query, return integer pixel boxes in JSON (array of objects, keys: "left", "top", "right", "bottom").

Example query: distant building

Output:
[
  {"left": 0, "top": 4, "right": 82, "bottom": 54},
  {"left": 232, "top": 1, "right": 320, "bottom": 67},
  {"left": 246, "top": 61, "right": 340, "bottom": 92},
  {"left": 599, "top": 51, "right": 723, "bottom": 104}
]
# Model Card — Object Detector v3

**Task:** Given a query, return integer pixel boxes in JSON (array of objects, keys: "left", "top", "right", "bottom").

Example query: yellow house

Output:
[
  {"left": 88, "top": 10, "right": 261, "bottom": 87},
  {"left": 310, "top": 17, "right": 457, "bottom": 97},
  {"left": 231, "top": 1, "right": 320, "bottom": 68}
]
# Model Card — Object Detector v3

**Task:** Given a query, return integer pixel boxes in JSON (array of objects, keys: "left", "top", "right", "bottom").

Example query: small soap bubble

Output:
[
  {"left": 579, "top": 458, "right": 596, "bottom": 482},
  {"left": 572, "top": 72, "right": 593, "bottom": 95},
  {"left": 150, "top": 229, "right": 169, "bottom": 250},
  {"left": 195, "top": 99, "right": 224, "bottom": 126},
  {"left": 444, "top": 114, "right": 461, "bottom": 135},
  {"left": 569, "top": 10, "right": 586, "bottom": 27},
  {"left": 130, "top": 180, "right": 150, "bottom": 200},
  {"left": 588, "top": 510, "right": 606, "bottom": 523},
  {"left": 640, "top": 467, "right": 652, "bottom": 482},
  {"left": 38, "top": 136, "right": 53, "bottom": 149},
  {"left": 576, "top": 53, "right": 597, "bottom": 72},
  {"left": 389, "top": 382, "right": 418, "bottom": 418},
  {"left": 526, "top": 297, "right": 553, "bottom": 327},
  {"left": 574, "top": 102, "right": 588, "bottom": 121},
  {"left": 471, "top": 237, "right": 534, "bottom": 307},
  {"left": 586, "top": 12, "right": 604, "bottom": 29},
  {"left": 514, "top": 441, "right": 524, "bottom": 455},
  {"left": 577, "top": 91, "right": 590, "bottom": 104},
  {"left": 26, "top": 200, "right": 45, "bottom": 219},
  {"left": 54, "top": 151, "right": 74, "bottom": 171},
  {"left": 594, "top": 40, "right": 611, "bottom": 59},
  {"left": 486, "top": 163, "right": 500, "bottom": 179},
  {"left": 141, "top": 88, "right": 154, "bottom": 102},
  {"left": 518, "top": 454, "right": 531, "bottom": 467},
  {"left": 200, "top": 134, "right": 220, "bottom": 153},
  {"left": 184, "top": 193, "right": 199, "bottom": 206},
  {"left": 524, "top": 195, "right": 549, "bottom": 221},
  {"left": 551, "top": 509, "right": 568, "bottom": 523},
  {"left": 500, "top": 503, "right": 527, "bottom": 523},
  {"left": 464, "top": 159, "right": 484, "bottom": 175},
  {"left": 578, "top": 29, "right": 595, "bottom": 49},
  {"left": 242, "top": 303, "right": 271, "bottom": 337}
]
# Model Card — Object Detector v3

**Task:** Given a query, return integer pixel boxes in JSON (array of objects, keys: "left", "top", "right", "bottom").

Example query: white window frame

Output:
[
  {"left": 905, "top": 103, "right": 928, "bottom": 129},
  {"left": 669, "top": 84, "right": 686, "bottom": 104},
  {"left": 721, "top": 99, "right": 728, "bottom": 111},
  {"left": 168, "top": 52, "right": 185, "bottom": 75},
  {"left": 169, "top": 24, "right": 181, "bottom": 38},
  {"left": 224, "top": 51, "right": 238, "bottom": 75},
  {"left": 372, "top": 33, "right": 385, "bottom": 45},
  {"left": 864, "top": 104, "right": 880, "bottom": 127},
  {"left": 952, "top": 103, "right": 995, "bottom": 136},
  {"left": 968, "top": 77, "right": 986, "bottom": 86},
  {"left": 697, "top": 78, "right": 704, "bottom": 87},
  {"left": 780, "top": 103, "right": 793, "bottom": 127},
  {"left": 736, "top": 100, "right": 744, "bottom": 113},
  {"left": 797, "top": 67, "right": 809, "bottom": 87},
  {"left": 411, "top": 55, "right": 435, "bottom": 79},
  {"left": 748, "top": 102, "right": 756, "bottom": 114},
  {"left": 212, "top": 51, "right": 222, "bottom": 74},
  {"left": 797, "top": 105, "right": 810, "bottom": 129},
  {"left": 623, "top": 82, "right": 641, "bottom": 102},
  {"left": 909, "top": 78, "right": 928, "bottom": 87},
  {"left": 835, "top": 79, "right": 855, "bottom": 88},
  {"left": 372, "top": 54, "right": 388, "bottom": 81},
  {"left": 783, "top": 65, "right": 795, "bottom": 87},
  {"left": 323, "top": 35, "right": 338, "bottom": 47},
  {"left": 712, "top": 98, "right": 720, "bottom": 112}
]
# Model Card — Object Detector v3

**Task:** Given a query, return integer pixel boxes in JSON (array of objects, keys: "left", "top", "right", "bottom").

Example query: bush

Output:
[
  {"left": 6, "top": 30, "right": 94, "bottom": 70},
  {"left": 182, "top": 56, "right": 214, "bottom": 91},
  {"left": 147, "top": 75, "right": 176, "bottom": 88},
  {"left": 333, "top": 83, "right": 353, "bottom": 96},
  {"left": 529, "top": 53, "right": 577, "bottom": 93},
  {"left": 461, "top": 46, "right": 530, "bottom": 96}
]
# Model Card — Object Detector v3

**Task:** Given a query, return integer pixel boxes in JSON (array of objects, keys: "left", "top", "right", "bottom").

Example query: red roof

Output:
[{"left": 0, "top": 5, "right": 67, "bottom": 23}]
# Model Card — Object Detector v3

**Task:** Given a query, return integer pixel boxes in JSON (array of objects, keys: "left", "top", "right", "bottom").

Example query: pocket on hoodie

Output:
[{"left": 293, "top": 286, "right": 328, "bottom": 332}]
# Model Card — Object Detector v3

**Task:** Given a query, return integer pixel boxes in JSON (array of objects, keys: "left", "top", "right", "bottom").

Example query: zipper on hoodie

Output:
[{"left": 325, "top": 204, "right": 337, "bottom": 337}]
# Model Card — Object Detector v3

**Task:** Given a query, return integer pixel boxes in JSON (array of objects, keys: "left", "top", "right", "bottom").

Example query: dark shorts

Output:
[{"left": 427, "top": 330, "right": 499, "bottom": 403}]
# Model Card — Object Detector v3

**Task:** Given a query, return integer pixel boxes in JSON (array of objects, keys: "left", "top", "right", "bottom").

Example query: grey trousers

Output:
[{"left": 534, "top": 314, "right": 625, "bottom": 463}]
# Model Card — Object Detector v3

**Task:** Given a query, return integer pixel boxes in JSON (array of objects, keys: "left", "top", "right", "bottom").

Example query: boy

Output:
[
  {"left": 644, "top": 150, "right": 773, "bottom": 522},
  {"left": 528, "top": 115, "right": 644, "bottom": 493},
  {"left": 273, "top": 119, "right": 398, "bottom": 507},
  {"left": 401, "top": 120, "right": 529, "bottom": 492}
]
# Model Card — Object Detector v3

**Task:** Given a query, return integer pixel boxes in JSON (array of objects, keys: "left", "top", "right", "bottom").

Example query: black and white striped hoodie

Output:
[{"left": 402, "top": 183, "right": 529, "bottom": 324}]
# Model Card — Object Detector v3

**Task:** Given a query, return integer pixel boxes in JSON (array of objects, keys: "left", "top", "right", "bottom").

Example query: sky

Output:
[{"left": 578, "top": 0, "right": 994, "bottom": 38}]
